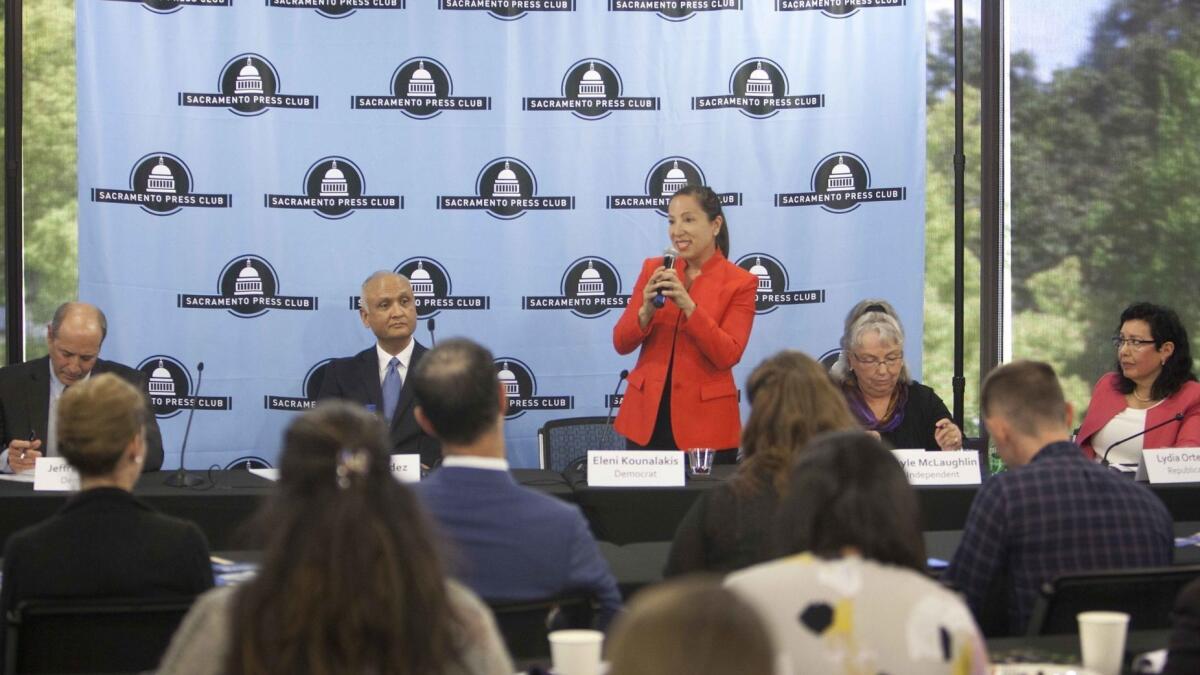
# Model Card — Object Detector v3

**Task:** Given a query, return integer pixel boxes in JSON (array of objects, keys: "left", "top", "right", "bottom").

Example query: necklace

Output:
[{"left": 1132, "top": 389, "right": 1155, "bottom": 403}]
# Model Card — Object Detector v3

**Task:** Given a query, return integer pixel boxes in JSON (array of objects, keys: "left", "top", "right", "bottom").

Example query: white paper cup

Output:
[
  {"left": 1077, "top": 611, "right": 1129, "bottom": 675},
  {"left": 549, "top": 629, "right": 603, "bottom": 675}
]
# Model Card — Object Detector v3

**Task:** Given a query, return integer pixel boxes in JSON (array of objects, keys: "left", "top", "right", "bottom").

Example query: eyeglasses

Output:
[
  {"left": 852, "top": 353, "right": 904, "bottom": 369},
  {"left": 1111, "top": 336, "right": 1156, "bottom": 350}
]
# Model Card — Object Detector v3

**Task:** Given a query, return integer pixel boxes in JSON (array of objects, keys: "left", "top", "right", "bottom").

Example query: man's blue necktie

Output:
[{"left": 382, "top": 357, "right": 401, "bottom": 423}]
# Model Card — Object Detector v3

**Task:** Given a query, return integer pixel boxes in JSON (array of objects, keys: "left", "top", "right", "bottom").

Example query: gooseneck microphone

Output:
[
  {"left": 651, "top": 247, "right": 679, "bottom": 308},
  {"left": 165, "top": 362, "right": 205, "bottom": 488},
  {"left": 1101, "top": 412, "right": 1185, "bottom": 467},
  {"left": 605, "top": 369, "right": 629, "bottom": 428},
  {"left": 427, "top": 317, "right": 437, "bottom": 347}
]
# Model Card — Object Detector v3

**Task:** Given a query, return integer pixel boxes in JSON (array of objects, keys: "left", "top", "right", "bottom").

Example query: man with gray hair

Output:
[
  {"left": 317, "top": 271, "right": 440, "bottom": 467},
  {"left": 945, "top": 359, "right": 1172, "bottom": 634},
  {"left": 0, "top": 302, "right": 164, "bottom": 473}
]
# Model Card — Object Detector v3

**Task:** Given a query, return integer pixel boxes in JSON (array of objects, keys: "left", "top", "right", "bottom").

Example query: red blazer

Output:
[
  {"left": 1077, "top": 372, "right": 1200, "bottom": 459},
  {"left": 612, "top": 252, "right": 757, "bottom": 449}
]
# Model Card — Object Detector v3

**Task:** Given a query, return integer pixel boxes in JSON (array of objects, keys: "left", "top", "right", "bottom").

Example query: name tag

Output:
[
  {"left": 389, "top": 454, "right": 421, "bottom": 483},
  {"left": 891, "top": 450, "right": 981, "bottom": 485},
  {"left": 587, "top": 450, "right": 684, "bottom": 487},
  {"left": 33, "top": 457, "right": 81, "bottom": 492},
  {"left": 1138, "top": 448, "right": 1200, "bottom": 483}
]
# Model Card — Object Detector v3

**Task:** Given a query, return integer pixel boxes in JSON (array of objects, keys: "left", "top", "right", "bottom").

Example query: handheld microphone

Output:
[
  {"left": 427, "top": 317, "right": 437, "bottom": 347},
  {"left": 1101, "top": 412, "right": 1185, "bottom": 466},
  {"left": 164, "top": 361, "right": 205, "bottom": 488},
  {"left": 605, "top": 369, "right": 629, "bottom": 428},
  {"left": 651, "top": 247, "right": 679, "bottom": 308}
]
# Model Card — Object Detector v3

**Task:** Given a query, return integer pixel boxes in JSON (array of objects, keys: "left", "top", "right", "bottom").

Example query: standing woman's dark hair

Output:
[
  {"left": 672, "top": 185, "right": 729, "bottom": 258},
  {"left": 226, "top": 402, "right": 463, "bottom": 674},
  {"left": 1114, "top": 302, "right": 1196, "bottom": 400},
  {"left": 774, "top": 431, "right": 925, "bottom": 572}
]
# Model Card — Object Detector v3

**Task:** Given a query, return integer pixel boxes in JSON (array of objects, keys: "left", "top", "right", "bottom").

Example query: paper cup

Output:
[
  {"left": 549, "top": 629, "right": 603, "bottom": 675},
  {"left": 1077, "top": 611, "right": 1129, "bottom": 675}
]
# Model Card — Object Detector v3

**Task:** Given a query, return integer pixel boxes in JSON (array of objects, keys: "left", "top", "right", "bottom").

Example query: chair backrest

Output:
[
  {"left": 538, "top": 417, "right": 625, "bottom": 472},
  {"left": 487, "top": 595, "right": 594, "bottom": 661},
  {"left": 1026, "top": 565, "right": 1200, "bottom": 636},
  {"left": 5, "top": 596, "right": 196, "bottom": 674}
]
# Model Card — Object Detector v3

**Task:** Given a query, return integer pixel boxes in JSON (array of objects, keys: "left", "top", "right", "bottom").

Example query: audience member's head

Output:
[
  {"left": 606, "top": 577, "right": 775, "bottom": 675},
  {"left": 775, "top": 431, "right": 925, "bottom": 572},
  {"left": 46, "top": 302, "right": 107, "bottom": 386},
  {"left": 57, "top": 373, "right": 147, "bottom": 485},
  {"left": 739, "top": 350, "right": 857, "bottom": 495},
  {"left": 981, "top": 359, "right": 1073, "bottom": 468},
  {"left": 227, "top": 402, "right": 462, "bottom": 674},
  {"left": 411, "top": 338, "right": 503, "bottom": 450}
]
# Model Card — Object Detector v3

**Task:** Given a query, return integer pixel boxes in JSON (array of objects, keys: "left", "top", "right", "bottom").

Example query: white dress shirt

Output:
[{"left": 375, "top": 339, "right": 415, "bottom": 387}]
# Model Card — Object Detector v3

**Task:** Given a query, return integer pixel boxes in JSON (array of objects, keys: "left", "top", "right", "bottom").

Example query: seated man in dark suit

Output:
[
  {"left": 317, "top": 271, "right": 440, "bottom": 468},
  {"left": 0, "top": 374, "right": 213, "bottom": 641},
  {"left": 0, "top": 302, "right": 164, "bottom": 473},
  {"left": 945, "top": 360, "right": 1173, "bottom": 635},
  {"left": 411, "top": 338, "right": 623, "bottom": 628}
]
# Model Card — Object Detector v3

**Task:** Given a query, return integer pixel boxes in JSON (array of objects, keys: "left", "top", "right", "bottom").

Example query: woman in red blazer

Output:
[
  {"left": 612, "top": 185, "right": 758, "bottom": 460},
  {"left": 1077, "top": 302, "right": 1200, "bottom": 463}
]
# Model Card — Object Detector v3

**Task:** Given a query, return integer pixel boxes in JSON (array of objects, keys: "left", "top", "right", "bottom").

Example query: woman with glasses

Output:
[
  {"left": 831, "top": 299, "right": 963, "bottom": 451},
  {"left": 1076, "top": 302, "right": 1200, "bottom": 464}
]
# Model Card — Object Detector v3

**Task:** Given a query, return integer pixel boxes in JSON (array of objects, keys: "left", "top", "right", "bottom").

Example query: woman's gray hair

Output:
[{"left": 830, "top": 299, "right": 911, "bottom": 384}]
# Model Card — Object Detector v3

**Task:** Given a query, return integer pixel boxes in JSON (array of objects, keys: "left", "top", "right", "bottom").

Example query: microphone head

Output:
[
  {"left": 196, "top": 362, "right": 204, "bottom": 372},
  {"left": 662, "top": 246, "right": 679, "bottom": 267},
  {"left": 619, "top": 369, "right": 629, "bottom": 379},
  {"left": 427, "top": 318, "right": 436, "bottom": 331}
]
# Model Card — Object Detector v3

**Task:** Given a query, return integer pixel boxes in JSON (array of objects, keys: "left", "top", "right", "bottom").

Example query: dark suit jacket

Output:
[
  {"left": 0, "top": 356, "right": 165, "bottom": 471},
  {"left": 316, "top": 342, "right": 441, "bottom": 467},
  {"left": 416, "top": 466, "right": 623, "bottom": 628},
  {"left": 0, "top": 488, "right": 214, "bottom": 625}
]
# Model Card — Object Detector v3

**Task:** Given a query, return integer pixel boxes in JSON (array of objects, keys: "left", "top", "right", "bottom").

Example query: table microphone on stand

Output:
[
  {"left": 1101, "top": 412, "right": 1185, "bottom": 467},
  {"left": 165, "top": 362, "right": 205, "bottom": 488},
  {"left": 427, "top": 317, "right": 437, "bottom": 347}
]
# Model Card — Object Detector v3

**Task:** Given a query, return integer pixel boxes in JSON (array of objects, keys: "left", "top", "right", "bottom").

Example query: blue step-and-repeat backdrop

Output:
[{"left": 77, "top": 0, "right": 926, "bottom": 470}]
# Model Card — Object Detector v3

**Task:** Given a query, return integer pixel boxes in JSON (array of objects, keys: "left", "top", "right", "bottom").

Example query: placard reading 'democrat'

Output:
[
  {"left": 891, "top": 450, "right": 980, "bottom": 486},
  {"left": 33, "top": 458, "right": 82, "bottom": 492},
  {"left": 587, "top": 450, "right": 684, "bottom": 487},
  {"left": 1137, "top": 448, "right": 1200, "bottom": 484},
  {"left": 390, "top": 454, "right": 421, "bottom": 483}
]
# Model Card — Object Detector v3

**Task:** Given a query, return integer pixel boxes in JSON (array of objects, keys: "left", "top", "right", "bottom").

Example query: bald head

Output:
[
  {"left": 358, "top": 271, "right": 416, "bottom": 354},
  {"left": 46, "top": 303, "right": 107, "bottom": 386}
]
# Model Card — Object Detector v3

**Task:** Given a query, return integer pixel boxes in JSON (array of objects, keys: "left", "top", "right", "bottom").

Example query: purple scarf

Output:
[{"left": 843, "top": 380, "right": 909, "bottom": 433}]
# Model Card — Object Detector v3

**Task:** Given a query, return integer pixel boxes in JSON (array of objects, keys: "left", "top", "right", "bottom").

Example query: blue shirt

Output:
[{"left": 944, "top": 440, "right": 1173, "bottom": 634}]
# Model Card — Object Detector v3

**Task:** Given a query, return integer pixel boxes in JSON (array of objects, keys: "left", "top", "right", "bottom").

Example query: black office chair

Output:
[
  {"left": 5, "top": 596, "right": 196, "bottom": 674},
  {"left": 487, "top": 595, "right": 595, "bottom": 661},
  {"left": 1025, "top": 565, "right": 1200, "bottom": 635},
  {"left": 538, "top": 417, "right": 625, "bottom": 473}
]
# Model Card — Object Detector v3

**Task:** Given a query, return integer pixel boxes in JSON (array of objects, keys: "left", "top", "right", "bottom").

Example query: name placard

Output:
[
  {"left": 587, "top": 450, "right": 684, "bottom": 487},
  {"left": 1139, "top": 448, "right": 1200, "bottom": 483},
  {"left": 892, "top": 450, "right": 981, "bottom": 485},
  {"left": 389, "top": 454, "right": 421, "bottom": 483},
  {"left": 33, "top": 457, "right": 81, "bottom": 492}
]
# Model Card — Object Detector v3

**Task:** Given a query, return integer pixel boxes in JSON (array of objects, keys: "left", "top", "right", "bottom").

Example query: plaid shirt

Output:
[{"left": 944, "top": 440, "right": 1173, "bottom": 634}]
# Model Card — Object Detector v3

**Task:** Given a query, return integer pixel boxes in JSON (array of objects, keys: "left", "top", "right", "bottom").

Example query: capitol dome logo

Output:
[
  {"left": 522, "top": 256, "right": 628, "bottom": 319},
  {"left": 346, "top": 257, "right": 491, "bottom": 320},
  {"left": 179, "top": 54, "right": 318, "bottom": 116},
  {"left": 734, "top": 253, "right": 827, "bottom": 315},
  {"left": 121, "top": 0, "right": 230, "bottom": 14},
  {"left": 523, "top": 59, "right": 660, "bottom": 120},
  {"left": 266, "top": 0, "right": 404, "bottom": 18},
  {"left": 438, "top": 157, "right": 575, "bottom": 220},
  {"left": 438, "top": 0, "right": 575, "bottom": 20},
  {"left": 266, "top": 156, "right": 403, "bottom": 219},
  {"left": 136, "top": 356, "right": 233, "bottom": 419},
  {"left": 493, "top": 357, "right": 574, "bottom": 420},
  {"left": 353, "top": 57, "right": 491, "bottom": 119},
  {"left": 265, "top": 358, "right": 334, "bottom": 411},
  {"left": 693, "top": 58, "right": 825, "bottom": 119},
  {"left": 818, "top": 348, "right": 842, "bottom": 372},
  {"left": 607, "top": 0, "right": 741, "bottom": 21},
  {"left": 776, "top": 0, "right": 906, "bottom": 18},
  {"left": 178, "top": 255, "right": 319, "bottom": 318},
  {"left": 225, "top": 456, "right": 273, "bottom": 471},
  {"left": 91, "top": 152, "right": 231, "bottom": 216},
  {"left": 775, "top": 152, "right": 907, "bottom": 213},
  {"left": 606, "top": 156, "right": 742, "bottom": 216}
]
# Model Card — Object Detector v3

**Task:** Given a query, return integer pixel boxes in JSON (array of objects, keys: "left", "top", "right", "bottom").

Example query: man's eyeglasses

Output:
[{"left": 1111, "top": 336, "right": 1156, "bottom": 350}]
